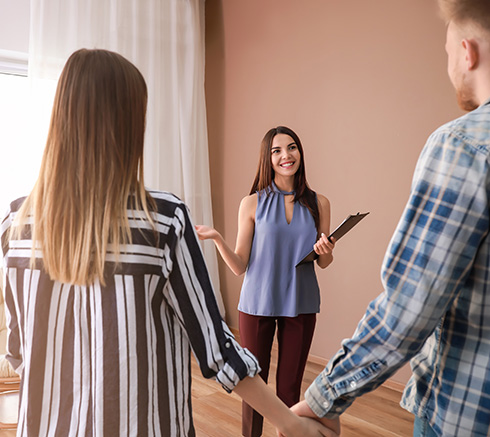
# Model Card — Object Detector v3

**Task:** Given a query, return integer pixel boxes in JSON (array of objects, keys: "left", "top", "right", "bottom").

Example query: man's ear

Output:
[{"left": 462, "top": 38, "right": 479, "bottom": 70}]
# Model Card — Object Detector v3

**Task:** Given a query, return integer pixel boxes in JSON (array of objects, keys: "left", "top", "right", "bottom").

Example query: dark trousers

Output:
[{"left": 239, "top": 312, "right": 317, "bottom": 437}]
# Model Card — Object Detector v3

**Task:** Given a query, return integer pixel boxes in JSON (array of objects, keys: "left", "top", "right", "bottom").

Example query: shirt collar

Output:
[{"left": 271, "top": 181, "right": 295, "bottom": 195}]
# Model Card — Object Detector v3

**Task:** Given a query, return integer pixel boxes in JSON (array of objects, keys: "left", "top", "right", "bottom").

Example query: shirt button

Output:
[
  {"left": 323, "top": 401, "right": 330, "bottom": 408},
  {"left": 225, "top": 341, "right": 231, "bottom": 349},
  {"left": 350, "top": 381, "right": 357, "bottom": 389}
]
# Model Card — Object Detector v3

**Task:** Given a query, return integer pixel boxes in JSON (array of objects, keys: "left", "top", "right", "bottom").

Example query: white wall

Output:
[{"left": 0, "top": 0, "right": 30, "bottom": 53}]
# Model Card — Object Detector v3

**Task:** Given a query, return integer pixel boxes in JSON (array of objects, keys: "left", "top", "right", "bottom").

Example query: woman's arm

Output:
[
  {"left": 234, "top": 376, "right": 340, "bottom": 437},
  {"left": 195, "top": 194, "right": 256, "bottom": 276},
  {"left": 314, "top": 194, "right": 335, "bottom": 269}
]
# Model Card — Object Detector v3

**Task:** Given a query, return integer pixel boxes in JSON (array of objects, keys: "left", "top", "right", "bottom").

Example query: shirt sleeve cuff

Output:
[
  {"left": 215, "top": 334, "right": 261, "bottom": 393},
  {"left": 305, "top": 371, "right": 346, "bottom": 419},
  {"left": 305, "top": 372, "right": 334, "bottom": 417}
]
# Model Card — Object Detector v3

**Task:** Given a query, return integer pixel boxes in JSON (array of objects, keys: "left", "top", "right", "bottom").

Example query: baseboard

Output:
[{"left": 307, "top": 353, "right": 327, "bottom": 367}]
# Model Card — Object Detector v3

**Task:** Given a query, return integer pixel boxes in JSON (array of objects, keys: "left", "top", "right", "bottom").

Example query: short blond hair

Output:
[{"left": 438, "top": 0, "right": 490, "bottom": 33}]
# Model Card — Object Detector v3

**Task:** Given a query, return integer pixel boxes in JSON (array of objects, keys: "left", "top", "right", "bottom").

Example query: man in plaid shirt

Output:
[{"left": 289, "top": 1, "right": 490, "bottom": 436}]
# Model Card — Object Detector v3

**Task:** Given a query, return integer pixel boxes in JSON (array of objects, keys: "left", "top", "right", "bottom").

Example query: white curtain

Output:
[{"left": 28, "top": 0, "right": 225, "bottom": 315}]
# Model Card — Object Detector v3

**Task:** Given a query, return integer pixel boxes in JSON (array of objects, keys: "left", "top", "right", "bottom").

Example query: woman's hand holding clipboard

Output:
[{"left": 296, "top": 212, "right": 370, "bottom": 266}]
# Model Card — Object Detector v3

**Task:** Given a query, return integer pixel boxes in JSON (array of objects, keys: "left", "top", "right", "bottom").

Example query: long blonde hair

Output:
[{"left": 13, "top": 48, "right": 155, "bottom": 286}]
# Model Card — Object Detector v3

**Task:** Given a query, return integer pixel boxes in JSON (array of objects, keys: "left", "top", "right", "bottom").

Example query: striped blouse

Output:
[{"left": 1, "top": 191, "right": 259, "bottom": 437}]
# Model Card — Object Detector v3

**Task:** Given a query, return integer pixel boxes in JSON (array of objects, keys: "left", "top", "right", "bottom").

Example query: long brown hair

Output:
[
  {"left": 249, "top": 126, "right": 320, "bottom": 229},
  {"left": 12, "top": 48, "right": 155, "bottom": 286}
]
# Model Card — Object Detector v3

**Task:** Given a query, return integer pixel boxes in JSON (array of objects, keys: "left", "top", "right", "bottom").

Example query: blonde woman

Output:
[{"left": 0, "top": 49, "right": 338, "bottom": 437}]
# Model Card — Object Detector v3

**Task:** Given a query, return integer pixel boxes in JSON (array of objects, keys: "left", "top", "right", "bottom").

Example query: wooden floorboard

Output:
[
  {"left": 0, "top": 344, "right": 414, "bottom": 437},
  {"left": 191, "top": 343, "right": 414, "bottom": 437}
]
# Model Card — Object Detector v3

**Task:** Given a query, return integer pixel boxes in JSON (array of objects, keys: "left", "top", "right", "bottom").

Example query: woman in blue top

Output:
[{"left": 196, "top": 126, "right": 336, "bottom": 437}]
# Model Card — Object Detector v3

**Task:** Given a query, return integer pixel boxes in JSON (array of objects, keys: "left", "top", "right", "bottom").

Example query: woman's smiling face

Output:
[{"left": 270, "top": 133, "right": 301, "bottom": 178}]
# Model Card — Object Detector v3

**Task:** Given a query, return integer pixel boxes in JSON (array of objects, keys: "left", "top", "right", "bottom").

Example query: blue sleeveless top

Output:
[{"left": 238, "top": 182, "right": 321, "bottom": 317}]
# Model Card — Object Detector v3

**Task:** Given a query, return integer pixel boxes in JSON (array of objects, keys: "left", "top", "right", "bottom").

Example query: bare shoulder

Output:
[
  {"left": 240, "top": 193, "right": 257, "bottom": 208},
  {"left": 239, "top": 194, "right": 258, "bottom": 220},
  {"left": 316, "top": 193, "right": 331, "bottom": 232},
  {"left": 316, "top": 193, "right": 331, "bottom": 212}
]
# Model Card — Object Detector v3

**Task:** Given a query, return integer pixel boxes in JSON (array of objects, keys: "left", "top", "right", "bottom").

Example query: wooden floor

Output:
[
  {"left": 191, "top": 354, "right": 414, "bottom": 437},
  {"left": 0, "top": 346, "right": 414, "bottom": 437}
]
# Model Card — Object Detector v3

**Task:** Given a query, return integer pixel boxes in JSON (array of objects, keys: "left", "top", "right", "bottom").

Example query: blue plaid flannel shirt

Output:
[{"left": 306, "top": 100, "right": 490, "bottom": 436}]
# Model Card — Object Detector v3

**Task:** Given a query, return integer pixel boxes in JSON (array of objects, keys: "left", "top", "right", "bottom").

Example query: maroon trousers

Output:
[{"left": 238, "top": 312, "right": 317, "bottom": 437}]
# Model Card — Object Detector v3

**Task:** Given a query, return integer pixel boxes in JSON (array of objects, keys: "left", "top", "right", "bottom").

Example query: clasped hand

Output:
[{"left": 276, "top": 400, "right": 341, "bottom": 437}]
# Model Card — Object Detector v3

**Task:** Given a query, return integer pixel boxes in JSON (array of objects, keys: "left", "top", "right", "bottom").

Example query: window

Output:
[
  {"left": 0, "top": 74, "right": 56, "bottom": 213},
  {"left": 0, "top": 0, "right": 56, "bottom": 213}
]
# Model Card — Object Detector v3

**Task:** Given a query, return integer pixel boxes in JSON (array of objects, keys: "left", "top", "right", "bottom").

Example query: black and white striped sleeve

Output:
[{"left": 163, "top": 203, "right": 260, "bottom": 392}]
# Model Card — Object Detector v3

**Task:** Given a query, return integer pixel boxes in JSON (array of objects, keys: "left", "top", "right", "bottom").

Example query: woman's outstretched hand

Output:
[
  {"left": 195, "top": 225, "right": 219, "bottom": 241},
  {"left": 194, "top": 225, "right": 248, "bottom": 275}
]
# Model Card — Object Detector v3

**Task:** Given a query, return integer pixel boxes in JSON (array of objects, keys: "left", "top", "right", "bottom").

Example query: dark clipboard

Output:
[{"left": 295, "top": 212, "right": 370, "bottom": 267}]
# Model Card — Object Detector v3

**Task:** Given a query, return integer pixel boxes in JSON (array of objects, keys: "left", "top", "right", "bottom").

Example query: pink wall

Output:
[{"left": 204, "top": 0, "right": 462, "bottom": 384}]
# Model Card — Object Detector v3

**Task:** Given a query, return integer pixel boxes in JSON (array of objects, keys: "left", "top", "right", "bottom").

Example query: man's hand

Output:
[{"left": 286, "top": 400, "right": 341, "bottom": 436}]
